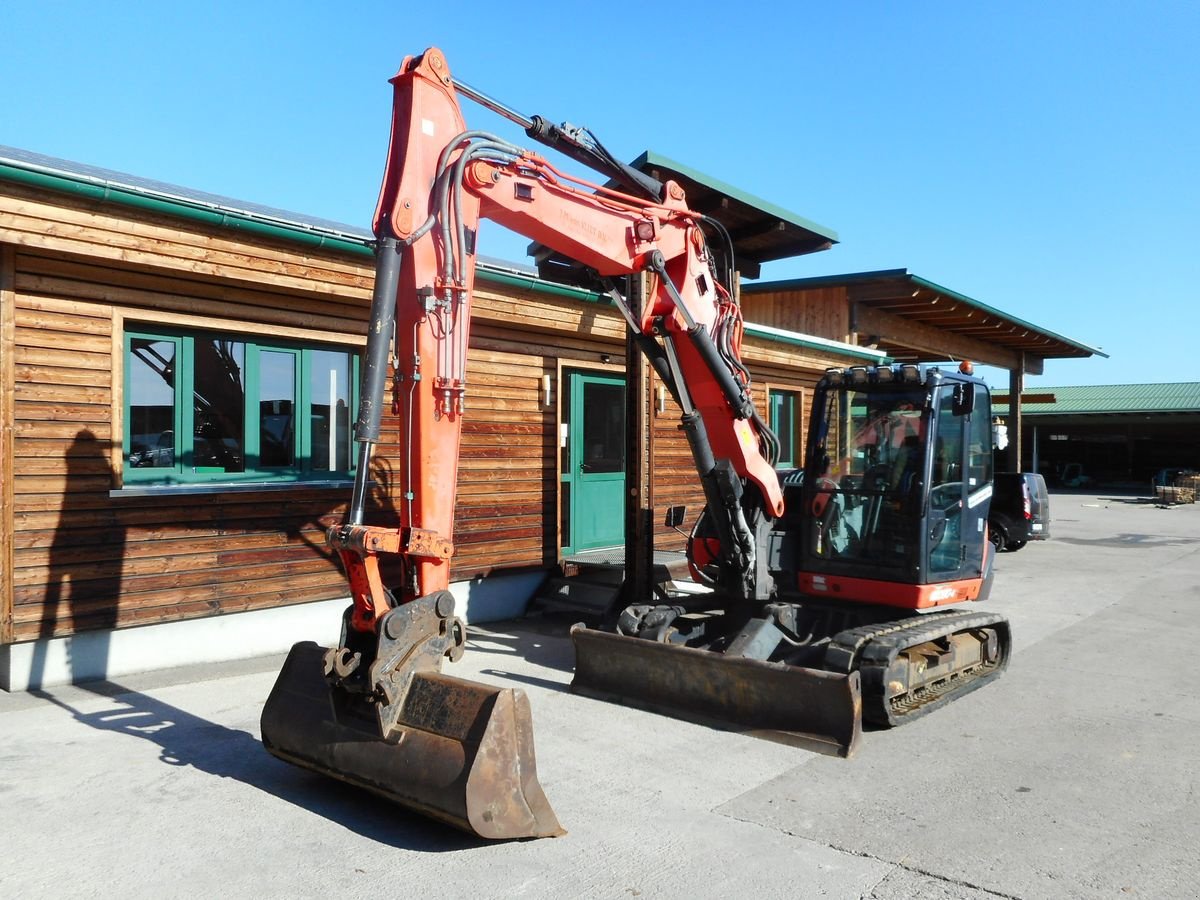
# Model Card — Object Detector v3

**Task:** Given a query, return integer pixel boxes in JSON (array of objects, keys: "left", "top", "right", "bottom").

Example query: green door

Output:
[{"left": 562, "top": 371, "right": 625, "bottom": 553}]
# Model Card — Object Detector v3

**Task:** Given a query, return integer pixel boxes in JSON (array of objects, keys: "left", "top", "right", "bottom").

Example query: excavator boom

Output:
[{"left": 262, "top": 46, "right": 793, "bottom": 839}]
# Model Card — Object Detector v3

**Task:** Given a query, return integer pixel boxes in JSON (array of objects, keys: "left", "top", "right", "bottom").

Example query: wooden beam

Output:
[
  {"left": 1, "top": 244, "right": 15, "bottom": 644},
  {"left": 1007, "top": 367, "right": 1024, "bottom": 472},
  {"left": 624, "top": 273, "right": 653, "bottom": 608},
  {"left": 726, "top": 219, "right": 786, "bottom": 243},
  {"left": 853, "top": 304, "right": 1021, "bottom": 370}
]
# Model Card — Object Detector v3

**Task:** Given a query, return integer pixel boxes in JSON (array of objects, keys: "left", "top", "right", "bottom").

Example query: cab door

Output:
[{"left": 927, "top": 382, "right": 992, "bottom": 581}]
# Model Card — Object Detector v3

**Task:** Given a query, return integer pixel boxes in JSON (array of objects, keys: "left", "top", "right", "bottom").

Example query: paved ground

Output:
[{"left": 2, "top": 492, "right": 1198, "bottom": 899}]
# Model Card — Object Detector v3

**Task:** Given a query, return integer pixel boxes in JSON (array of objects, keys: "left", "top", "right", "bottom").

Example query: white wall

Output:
[{"left": 1, "top": 570, "right": 546, "bottom": 691}]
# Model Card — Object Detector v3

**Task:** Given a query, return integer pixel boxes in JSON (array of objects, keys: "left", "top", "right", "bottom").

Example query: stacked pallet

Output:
[{"left": 1157, "top": 474, "right": 1198, "bottom": 504}]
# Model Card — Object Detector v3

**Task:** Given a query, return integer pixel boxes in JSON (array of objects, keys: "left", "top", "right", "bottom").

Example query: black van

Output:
[{"left": 988, "top": 472, "right": 1051, "bottom": 552}]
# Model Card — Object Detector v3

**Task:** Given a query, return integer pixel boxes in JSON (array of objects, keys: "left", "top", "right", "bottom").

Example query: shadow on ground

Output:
[
  {"left": 33, "top": 681, "right": 488, "bottom": 852},
  {"left": 466, "top": 616, "right": 581, "bottom": 677}
]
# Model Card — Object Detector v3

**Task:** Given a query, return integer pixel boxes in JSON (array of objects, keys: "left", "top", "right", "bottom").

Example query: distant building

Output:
[{"left": 995, "top": 383, "right": 1200, "bottom": 486}]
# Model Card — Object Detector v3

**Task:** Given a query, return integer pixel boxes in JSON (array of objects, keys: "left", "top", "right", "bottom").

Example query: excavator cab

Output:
[{"left": 798, "top": 365, "right": 995, "bottom": 605}]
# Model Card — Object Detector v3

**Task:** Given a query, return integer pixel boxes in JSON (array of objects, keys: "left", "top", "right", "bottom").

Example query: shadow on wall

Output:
[
  {"left": 27, "top": 429, "right": 124, "bottom": 690},
  {"left": 21, "top": 430, "right": 401, "bottom": 689}
]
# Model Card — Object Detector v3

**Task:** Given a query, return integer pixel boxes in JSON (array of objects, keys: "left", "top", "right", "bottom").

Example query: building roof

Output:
[
  {"left": 744, "top": 268, "right": 1105, "bottom": 366},
  {"left": 0, "top": 144, "right": 860, "bottom": 362},
  {"left": 628, "top": 151, "right": 839, "bottom": 276},
  {"left": 998, "top": 383, "right": 1200, "bottom": 416},
  {"left": 533, "top": 149, "right": 839, "bottom": 282}
]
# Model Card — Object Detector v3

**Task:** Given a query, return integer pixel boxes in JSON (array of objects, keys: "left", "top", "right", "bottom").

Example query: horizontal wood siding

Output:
[
  {"left": 1, "top": 246, "right": 15, "bottom": 642},
  {"left": 2, "top": 182, "right": 857, "bottom": 644},
  {"left": 650, "top": 359, "right": 823, "bottom": 551},
  {"left": 741, "top": 286, "right": 850, "bottom": 343},
  {"left": 7, "top": 248, "right": 358, "bottom": 642}
]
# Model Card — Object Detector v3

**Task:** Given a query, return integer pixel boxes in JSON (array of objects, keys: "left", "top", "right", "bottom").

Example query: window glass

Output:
[
  {"left": 581, "top": 381, "right": 624, "bottom": 473},
  {"left": 259, "top": 350, "right": 296, "bottom": 467},
  {"left": 123, "top": 328, "right": 356, "bottom": 485},
  {"left": 128, "top": 338, "right": 177, "bottom": 469},
  {"left": 193, "top": 339, "right": 245, "bottom": 472},
  {"left": 932, "top": 385, "right": 962, "bottom": 494},
  {"left": 769, "top": 389, "right": 798, "bottom": 467},
  {"left": 310, "top": 350, "right": 351, "bottom": 472},
  {"left": 808, "top": 386, "right": 929, "bottom": 566},
  {"left": 969, "top": 389, "right": 993, "bottom": 490}
]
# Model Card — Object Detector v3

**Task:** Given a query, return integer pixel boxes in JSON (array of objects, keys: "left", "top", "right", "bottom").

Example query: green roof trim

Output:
[
  {"left": 0, "top": 157, "right": 374, "bottom": 257},
  {"left": 632, "top": 150, "right": 839, "bottom": 245},
  {"left": 2, "top": 147, "right": 882, "bottom": 357},
  {"left": 743, "top": 268, "right": 1108, "bottom": 359},
  {"left": 996, "top": 382, "right": 1200, "bottom": 416},
  {"left": 0, "top": 151, "right": 608, "bottom": 303},
  {"left": 743, "top": 322, "right": 889, "bottom": 362}
]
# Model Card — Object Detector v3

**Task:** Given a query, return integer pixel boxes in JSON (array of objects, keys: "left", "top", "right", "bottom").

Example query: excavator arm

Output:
[
  {"left": 335, "top": 47, "right": 783, "bottom": 637},
  {"left": 262, "top": 47, "right": 794, "bottom": 841}
]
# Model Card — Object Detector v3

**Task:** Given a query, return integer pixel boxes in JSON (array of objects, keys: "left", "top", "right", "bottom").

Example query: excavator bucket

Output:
[
  {"left": 570, "top": 625, "right": 863, "bottom": 758},
  {"left": 260, "top": 597, "right": 563, "bottom": 840}
]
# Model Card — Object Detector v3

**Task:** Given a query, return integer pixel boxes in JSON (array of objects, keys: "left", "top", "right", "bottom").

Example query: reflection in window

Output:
[
  {"left": 932, "top": 385, "right": 962, "bottom": 493},
  {"left": 582, "top": 382, "right": 624, "bottom": 474},
  {"left": 193, "top": 339, "right": 245, "bottom": 472},
  {"left": 808, "top": 387, "right": 930, "bottom": 566},
  {"left": 969, "top": 389, "right": 993, "bottom": 490},
  {"left": 310, "top": 350, "right": 351, "bottom": 471},
  {"left": 124, "top": 328, "right": 357, "bottom": 484},
  {"left": 259, "top": 350, "right": 296, "bottom": 467},
  {"left": 769, "top": 389, "right": 799, "bottom": 467},
  {"left": 128, "top": 338, "right": 177, "bottom": 468}
]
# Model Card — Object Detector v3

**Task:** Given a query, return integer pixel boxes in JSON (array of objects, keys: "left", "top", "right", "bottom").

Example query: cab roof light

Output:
[
  {"left": 824, "top": 367, "right": 845, "bottom": 385},
  {"left": 848, "top": 366, "right": 870, "bottom": 385},
  {"left": 874, "top": 365, "right": 895, "bottom": 383},
  {"left": 900, "top": 364, "right": 922, "bottom": 383}
]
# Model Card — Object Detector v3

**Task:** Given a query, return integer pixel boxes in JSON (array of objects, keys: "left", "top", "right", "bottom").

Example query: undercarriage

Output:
[{"left": 571, "top": 594, "right": 1011, "bottom": 755}]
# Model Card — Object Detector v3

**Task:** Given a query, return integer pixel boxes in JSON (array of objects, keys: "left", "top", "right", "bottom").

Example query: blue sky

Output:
[{"left": 4, "top": 1, "right": 1197, "bottom": 387}]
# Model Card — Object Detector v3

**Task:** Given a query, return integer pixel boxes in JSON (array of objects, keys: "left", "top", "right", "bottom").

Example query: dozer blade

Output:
[
  {"left": 570, "top": 626, "right": 863, "bottom": 758},
  {"left": 261, "top": 641, "right": 564, "bottom": 840}
]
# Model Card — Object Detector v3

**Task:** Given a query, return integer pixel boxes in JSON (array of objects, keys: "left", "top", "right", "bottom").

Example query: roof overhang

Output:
[
  {"left": 627, "top": 151, "right": 838, "bottom": 277},
  {"left": 743, "top": 268, "right": 1106, "bottom": 374},
  {"left": 534, "top": 149, "right": 838, "bottom": 283}
]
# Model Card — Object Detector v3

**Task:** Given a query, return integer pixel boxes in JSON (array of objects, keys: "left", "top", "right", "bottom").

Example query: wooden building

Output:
[{"left": 0, "top": 146, "right": 879, "bottom": 689}]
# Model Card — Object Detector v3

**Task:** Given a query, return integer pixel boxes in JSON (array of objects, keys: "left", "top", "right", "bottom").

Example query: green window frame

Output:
[
  {"left": 768, "top": 388, "right": 802, "bottom": 469},
  {"left": 123, "top": 327, "right": 359, "bottom": 486}
]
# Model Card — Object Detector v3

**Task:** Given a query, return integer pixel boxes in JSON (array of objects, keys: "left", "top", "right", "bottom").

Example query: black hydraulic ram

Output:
[
  {"left": 347, "top": 234, "right": 402, "bottom": 526},
  {"left": 644, "top": 250, "right": 756, "bottom": 421},
  {"left": 452, "top": 77, "right": 665, "bottom": 202}
]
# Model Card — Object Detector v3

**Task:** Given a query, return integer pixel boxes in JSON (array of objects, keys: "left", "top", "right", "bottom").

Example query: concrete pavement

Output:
[{"left": 2, "top": 492, "right": 1197, "bottom": 899}]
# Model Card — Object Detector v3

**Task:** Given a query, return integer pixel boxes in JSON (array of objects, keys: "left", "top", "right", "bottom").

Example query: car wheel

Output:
[
  {"left": 1004, "top": 540, "right": 1028, "bottom": 552},
  {"left": 988, "top": 524, "right": 1005, "bottom": 551}
]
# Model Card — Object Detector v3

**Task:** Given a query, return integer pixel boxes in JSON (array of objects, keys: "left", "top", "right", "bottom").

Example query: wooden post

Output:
[
  {"left": 623, "top": 274, "right": 653, "bottom": 607},
  {"left": 1007, "top": 363, "right": 1024, "bottom": 472},
  {"left": 1, "top": 244, "right": 15, "bottom": 644}
]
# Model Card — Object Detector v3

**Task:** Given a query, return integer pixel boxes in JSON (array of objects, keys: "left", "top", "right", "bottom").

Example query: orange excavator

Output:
[{"left": 260, "top": 48, "right": 1011, "bottom": 841}]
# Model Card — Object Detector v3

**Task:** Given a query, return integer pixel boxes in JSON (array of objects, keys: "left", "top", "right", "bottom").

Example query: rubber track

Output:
[{"left": 824, "top": 610, "right": 1012, "bottom": 727}]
